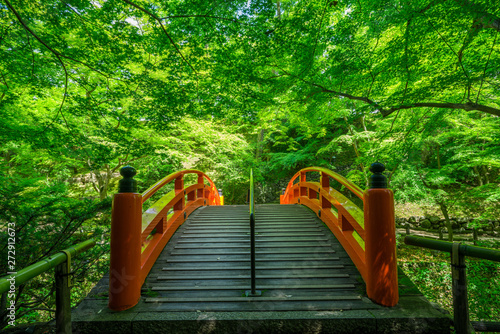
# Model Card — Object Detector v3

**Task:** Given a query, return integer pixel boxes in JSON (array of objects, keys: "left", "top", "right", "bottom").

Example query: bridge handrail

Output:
[
  {"left": 247, "top": 169, "right": 260, "bottom": 297},
  {"left": 249, "top": 169, "right": 254, "bottom": 215},
  {"left": 109, "top": 166, "right": 222, "bottom": 311},
  {"left": 405, "top": 236, "right": 500, "bottom": 334},
  {"left": 282, "top": 166, "right": 364, "bottom": 200},
  {"left": 141, "top": 169, "right": 220, "bottom": 204},
  {"left": 280, "top": 164, "right": 398, "bottom": 307},
  {"left": 0, "top": 239, "right": 96, "bottom": 332},
  {"left": 405, "top": 236, "right": 500, "bottom": 262}
]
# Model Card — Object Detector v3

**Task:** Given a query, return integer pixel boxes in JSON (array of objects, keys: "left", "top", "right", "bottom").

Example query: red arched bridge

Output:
[{"left": 72, "top": 164, "right": 453, "bottom": 333}]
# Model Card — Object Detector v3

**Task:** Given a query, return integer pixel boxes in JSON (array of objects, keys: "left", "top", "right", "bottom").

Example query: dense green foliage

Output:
[{"left": 1, "top": 0, "right": 499, "bottom": 329}]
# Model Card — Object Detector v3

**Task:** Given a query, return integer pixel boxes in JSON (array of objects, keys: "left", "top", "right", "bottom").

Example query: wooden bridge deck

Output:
[
  {"left": 73, "top": 204, "right": 451, "bottom": 334},
  {"left": 143, "top": 204, "right": 369, "bottom": 312}
]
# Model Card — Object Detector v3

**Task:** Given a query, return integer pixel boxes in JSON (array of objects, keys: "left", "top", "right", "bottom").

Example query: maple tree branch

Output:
[
  {"left": 298, "top": 0, "right": 329, "bottom": 77},
  {"left": 380, "top": 102, "right": 500, "bottom": 117},
  {"left": 424, "top": 12, "right": 472, "bottom": 100},
  {"left": 273, "top": 65, "right": 500, "bottom": 117},
  {"left": 123, "top": 0, "right": 197, "bottom": 75},
  {"left": 3, "top": 0, "right": 73, "bottom": 134},
  {"left": 476, "top": 30, "right": 498, "bottom": 104},
  {"left": 161, "top": 15, "right": 244, "bottom": 24},
  {"left": 0, "top": 72, "right": 8, "bottom": 102}
]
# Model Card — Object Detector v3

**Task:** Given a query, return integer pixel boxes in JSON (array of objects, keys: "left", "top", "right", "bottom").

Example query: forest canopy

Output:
[
  {"left": 1, "top": 0, "right": 499, "bottom": 246},
  {"left": 2, "top": 0, "right": 499, "bottom": 121},
  {"left": 2, "top": 0, "right": 498, "bottom": 205}
]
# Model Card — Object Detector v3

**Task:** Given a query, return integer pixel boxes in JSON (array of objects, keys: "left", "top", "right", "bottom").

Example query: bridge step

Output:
[
  {"left": 157, "top": 274, "right": 350, "bottom": 280},
  {"left": 145, "top": 295, "right": 362, "bottom": 303},
  {"left": 165, "top": 257, "right": 344, "bottom": 262},
  {"left": 181, "top": 232, "right": 327, "bottom": 236},
  {"left": 145, "top": 288, "right": 362, "bottom": 297},
  {"left": 170, "top": 250, "right": 337, "bottom": 255},
  {"left": 161, "top": 265, "right": 345, "bottom": 270},
  {"left": 189, "top": 218, "right": 317, "bottom": 222},
  {"left": 177, "top": 238, "right": 331, "bottom": 243},
  {"left": 183, "top": 229, "right": 323, "bottom": 233},
  {"left": 185, "top": 225, "right": 321, "bottom": 229},
  {"left": 148, "top": 284, "right": 356, "bottom": 291},
  {"left": 174, "top": 243, "right": 334, "bottom": 248}
]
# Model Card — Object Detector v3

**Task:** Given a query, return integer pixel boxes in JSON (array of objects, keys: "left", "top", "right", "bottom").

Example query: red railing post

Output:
[
  {"left": 320, "top": 172, "right": 331, "bottom": 211},
  {"left": 109, "top": 166, "right": 142, "bottom": 311},
  {"left": 174, "top": 175, "right": 185, "bottom": 213},
  {"left": 300, "top": 171, "right": 307, "bottom": 198},
  {"left": 205, "top": 187, "right": 211, "bottom": 205},
  {"left": 197, "top": 174, "right": 204, "bottom": 201},
  {"left": 364, "top": 162, "right": 398, "bottom": 307}
]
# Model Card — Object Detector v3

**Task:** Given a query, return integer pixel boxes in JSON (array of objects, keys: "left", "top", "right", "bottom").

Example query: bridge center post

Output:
[{"left": 246, "top": 169, "right": 261, "bottom": 297}]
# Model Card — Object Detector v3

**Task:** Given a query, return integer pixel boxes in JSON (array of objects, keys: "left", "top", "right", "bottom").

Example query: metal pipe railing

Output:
[
  {"left": 0, "top": 239, "right": 96, "bottom": 293},
  {"left": 404, "top": 236, "right": 500, "bottom": 334},
  {"left": 246, "top": 169, "right": 261, "bottom": 297},
  {"left": 0, "top": 239, "right": 96, "bottom": 334},
  {"left": 404, "top": 236, "right": 500, "bottom": 262}
]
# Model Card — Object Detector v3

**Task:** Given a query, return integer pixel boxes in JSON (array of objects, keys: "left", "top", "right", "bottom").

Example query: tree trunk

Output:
[
  {"left": 360, "top": 114, "right": 372, "bottom": 144},
  {"left": 89, "top": 164, "right": 113, "bottom": 200},
  {"left": 255, "top": 129, "right": 265, "bottom": 161},
  {"left": 343, "top": 116, "right": 368, "bottom": 187},
  {"left": 439, "top": 202, "right": 454, "bottom": 242},
  {"left": 436, "top": 144, "right": 441, "bottom": 169},
  {"left": 482, "top": 165, "right": 490, "bottom": 184},
  {"left": 473, "top": 165, "right": 483, "bottom": 186}
]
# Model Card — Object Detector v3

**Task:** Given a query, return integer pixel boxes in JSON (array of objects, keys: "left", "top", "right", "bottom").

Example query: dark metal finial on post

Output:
[
  {"left": 369, "top": 162, "right": 387, "bottom": 189},
  {"left": 119, "top": 166, "right": 137, "bottom": 193}
]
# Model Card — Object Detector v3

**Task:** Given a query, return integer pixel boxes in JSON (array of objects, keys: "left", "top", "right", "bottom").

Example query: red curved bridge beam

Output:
[
  {"left": 280, "top": 165, "right": 398, "bottom": 307},
  {"left": 109, "top": 167, "right": 222, "bottom": 311}
]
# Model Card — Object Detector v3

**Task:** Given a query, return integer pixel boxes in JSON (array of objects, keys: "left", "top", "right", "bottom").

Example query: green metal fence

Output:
[
  {"left": 1, "top": 239, "right": 96, "bottom": 334},
  {"left": 404, "top": 236, "right": 500, "bottom": 334}
]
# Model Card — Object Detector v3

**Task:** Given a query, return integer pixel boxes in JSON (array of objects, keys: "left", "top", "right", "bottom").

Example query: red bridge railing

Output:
[
  {"left": 108, "top": 166, "right": 222, "bottom": 311},
  {"left": 280, "top": 163, "right": 398, "bottom": 307}
]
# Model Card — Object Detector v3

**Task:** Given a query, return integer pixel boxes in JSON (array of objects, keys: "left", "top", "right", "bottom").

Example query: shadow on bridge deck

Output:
[{"left": 73, "top": 204, "right": 451, "bottom": 333}]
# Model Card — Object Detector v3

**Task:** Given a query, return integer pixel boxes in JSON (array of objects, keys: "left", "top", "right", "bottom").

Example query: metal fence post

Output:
[
  {"left": 452, "top": 242, "right": 473, "bottom": 334},
  {"left": 55, "top": 258, "right": 71, "bottom": 333}
]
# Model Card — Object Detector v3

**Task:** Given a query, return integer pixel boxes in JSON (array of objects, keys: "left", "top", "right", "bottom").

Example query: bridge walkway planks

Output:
[{"left": 142, "top": 204, "right": 371, "bottom": 312}]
